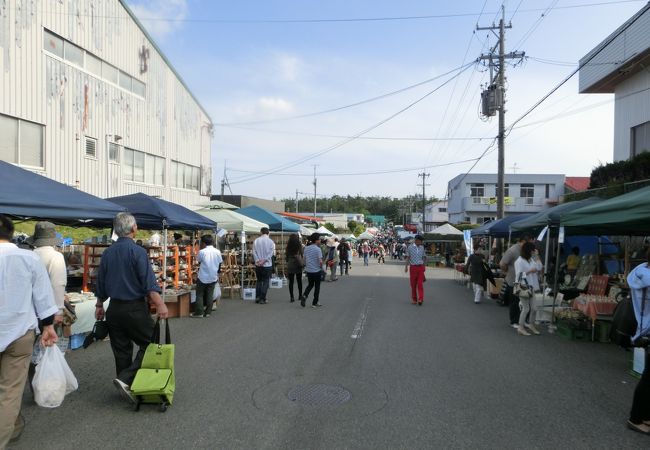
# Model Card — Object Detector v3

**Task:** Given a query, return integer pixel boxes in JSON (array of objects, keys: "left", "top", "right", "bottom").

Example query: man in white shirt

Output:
[
  {"left": 253, "top": 227, "right": 275, "bottom": 304},
  {"left": 30, "top": 221, "right": 67, "bottom": 322},
  {"left": 0, "top": 215, "right": 58, "bottom": 448},
  {"left": 191, "top": 234, "right": 223, "bottom": 318}
]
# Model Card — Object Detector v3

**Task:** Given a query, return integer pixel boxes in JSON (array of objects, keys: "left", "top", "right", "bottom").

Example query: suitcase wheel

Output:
[
  {"left": 133, "top": 399, "right": 141, "bottom": 412},
  {"left": 159, "top": 402, "right": 169, "bottom": 412}
]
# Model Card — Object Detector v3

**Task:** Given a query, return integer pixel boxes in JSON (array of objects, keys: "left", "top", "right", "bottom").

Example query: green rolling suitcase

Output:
[{"left": 130, "top": 319, "right": 175, "bottom": 411}]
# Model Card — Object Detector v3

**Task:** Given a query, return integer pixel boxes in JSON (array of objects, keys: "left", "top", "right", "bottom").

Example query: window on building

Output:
[
  {"left": 108, "top": 142, "right": 120, "bottom": 162},
  {"left": 520, "top": 184, "right": 534, "bottom": 204},
  {"left": 0, "top": 115, "right": 18, "bottom": 162},
  {"left": 133, "top": 150, "right": 145, "bottom": 182},
  {"left": 64, "top": 41, "right": 84, "bottom": 67},
  {"left": 102, "top": 62, "right": 118, "bottom": 84},
  {"left": 20, "top": 121, "right": 44, "bottom": 167},
  {"left": 170, "top": 160, "right": 200, "bottom": 190},
  {"left": 0, "top": 115, "right": 45, "bottom": 167},
  {"left": 545, "top": 184, "right": 551, "bottom": 198},
  {"left": 155, "top": 157, "right": 165, "bottom": 186},
  {"left": 84, "top": 137, "right": 97, "bottom": 158},
  {"left": 470, "top": 183, "right": 484, "bottom": 197},
  {"left": 86, "top": 52, "right": 102, "bottom": 77},
  {"left": 119, "top": 71, "right": 132, "bottom": 91},
  {"left": 132, "top": 79, "right": 146, "bottom": 97},
  {"left": 631, "top": 121, "right": 650, "bottom": 158},
  {"left": 123, "top": 148, "right": 134, "bottom": 180},
  {"left": 438, "top": 208, "right": 447, "bottom": 213},
  {"left": 43, "top": 30, "right": 63, "bottom": 58}
]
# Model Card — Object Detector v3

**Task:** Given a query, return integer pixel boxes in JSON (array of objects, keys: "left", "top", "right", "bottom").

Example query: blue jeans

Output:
[
  {"left": 255, "top": 266, "right": 273, "bottom": 301},
  {"left": 363, "top": 253, "right": 369, "bottom": 266}
]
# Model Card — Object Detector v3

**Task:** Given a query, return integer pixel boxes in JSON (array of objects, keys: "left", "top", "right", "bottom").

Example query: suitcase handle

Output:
[{"left": 151, "top": 318, "right": 171, "bottom": 345}]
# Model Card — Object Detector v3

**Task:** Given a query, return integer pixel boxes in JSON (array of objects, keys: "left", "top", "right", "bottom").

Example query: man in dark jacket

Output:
[{"left": 338, "top": 238, "right": 351, "bottom": 276}]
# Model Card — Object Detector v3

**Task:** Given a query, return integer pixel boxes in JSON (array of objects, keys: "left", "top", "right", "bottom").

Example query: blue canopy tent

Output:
[
  {"left": 107, "top": 193, "right": 217, "bottom": 230},
  {"left": 108, "top": 192, "right": 218, "bottom": 299},
  {"left": 470, "top": 214, "right": 534, "bottom": 238},
  {"left": 0, "top": 160, "right": 125, "bottom": 226},
  {"left": 236, "top": 205, "right": 300, "bottom": 232}
]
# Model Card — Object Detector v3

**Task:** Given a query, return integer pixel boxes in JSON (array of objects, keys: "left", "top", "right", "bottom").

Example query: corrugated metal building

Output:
[
  {"left": 0, "top": 0, "right": 212, "bottom": 208},
  {"left": 579, "top": 3, "right": 650, "bottom": 162}
]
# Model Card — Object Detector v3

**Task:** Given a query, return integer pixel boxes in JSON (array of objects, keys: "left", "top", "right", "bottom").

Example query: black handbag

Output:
[{"left": 611, "top": 288, "right": 647, "bottom": 349}]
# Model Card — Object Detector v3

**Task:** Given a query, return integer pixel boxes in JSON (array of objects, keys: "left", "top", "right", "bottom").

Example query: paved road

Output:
[{"left": 11, "top": 259, "right": 648, "bottom": 449}]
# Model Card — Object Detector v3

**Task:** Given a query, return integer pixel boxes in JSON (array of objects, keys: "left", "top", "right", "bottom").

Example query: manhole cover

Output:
[{"left": 287, "top": 384, "right": 351, "bottom": 408}]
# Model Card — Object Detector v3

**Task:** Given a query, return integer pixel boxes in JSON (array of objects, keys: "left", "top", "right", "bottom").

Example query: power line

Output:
[
  {"left": 214, "top": 63, "right": 473, "bottom": 126},
  {"left": 25, "top": 0, "right": 646, "bottom": 24},
  {"left": 227, "top": 156, "right": 487, "bottom": 177},
  {"left": 506, "top": 0, "right": 648, "bottom": 138},
  {"left": 217, "top": 124, "right": 490, "bottom": 141},
  {"left": 228, "top": 62, "right": 477, "bottom": 185},
  {"left": 511, "top": 0, "right": 559, "bottom": 51}
]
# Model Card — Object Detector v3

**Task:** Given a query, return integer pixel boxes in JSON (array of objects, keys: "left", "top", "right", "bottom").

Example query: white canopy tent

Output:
[{"left": 430, "top": 223, "right": 464, "bottom": 236}]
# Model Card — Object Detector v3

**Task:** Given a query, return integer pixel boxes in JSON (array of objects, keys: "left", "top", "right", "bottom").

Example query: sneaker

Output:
[
  {"left": 212, "top": 303, "right": 217, "bottom": 310},
  {"left": 517, "top": 327, "right": 531, "bottom": 336},
  {"left": 312, "top": 303, "right": 323, "bottom": 308},
  {"left": 190, "top": 313, "right": 204, "bottom": 318},
  {"left": 113, "top": 378, "right": 136, "bottom": 405},
  {"left": 301, "top": 299, "right": 306, "bottom": 307},
  {"left": 259, "top": 300, "right": 268, "bottom": 304},
  {"left": 526, "top": 324, "right": 540, "bottom": 335},
  {"left": 511, "top": 324, "right": 519, "bottom": 329},
  {"left": 204, "top": 313, "right": 211, "bottom": 318}
]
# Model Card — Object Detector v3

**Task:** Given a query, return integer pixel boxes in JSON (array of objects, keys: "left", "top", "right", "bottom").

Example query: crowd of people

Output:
[{"left": 2, "top": 212, "right": 649, "bottom": 445}]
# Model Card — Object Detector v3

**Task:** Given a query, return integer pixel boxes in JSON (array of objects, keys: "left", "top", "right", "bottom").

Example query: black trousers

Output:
[
  {"left": 194, "top": 280, "right": 216, "bottom": 315},
  {"left": 287, "top": 272, "right": 303, "bottom": 299},
  {"left": 303, "top": 272, "right": 321, "bottom": 305},
  {"left": 504, "top": 284, "right": 520, "bottom": 324},
  {"left": 339, "top": 258, "right": 349, "bottom": 275},
  {"left": 106, "top": 300, "right": 155, "bottom": 386},
  {"left": 630, "top": 348, "right": 650, "bottom": 423},
  {"left": 255, "top": 266, "right": 273, "bottom": 301}
]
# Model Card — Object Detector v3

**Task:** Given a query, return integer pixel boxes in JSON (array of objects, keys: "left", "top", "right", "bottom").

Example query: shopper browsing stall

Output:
[
  {"left": 191, "top": 234, "right": 222, "bottom": 318},
  {"left": 626, "top": 249, "right": 650, "bottom": 435},
  {"left": 253, "top": 227, "right": 275, "bottom": 305},
  {"left": 514, "top": 242, "right": 543, "bottom": 336}
]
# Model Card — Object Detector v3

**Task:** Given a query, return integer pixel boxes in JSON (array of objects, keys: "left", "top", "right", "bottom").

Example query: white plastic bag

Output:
[
  {"left": 212, "top": 283, "right": 221, "bottom": 301},
  {"left": 32, "top": 346, "right": 78, "bottom": 408}
]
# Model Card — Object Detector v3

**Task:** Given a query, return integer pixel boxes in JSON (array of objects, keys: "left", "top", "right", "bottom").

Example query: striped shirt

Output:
[{"left": 406, "top": 243, "right": 426, "bottom": 266}]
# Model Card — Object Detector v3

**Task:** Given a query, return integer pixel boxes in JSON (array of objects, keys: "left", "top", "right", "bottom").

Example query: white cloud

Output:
[
  {"left": 128, "top": 0, "right": 188, "bottom": 40},
  {"left": 258, "top": 97, "right": 295, "bottom": 114}
]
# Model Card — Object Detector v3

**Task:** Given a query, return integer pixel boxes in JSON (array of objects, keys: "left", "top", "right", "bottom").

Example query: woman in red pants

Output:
[{"left": 405, "top": 235, "right": 427, "bottom": 305}]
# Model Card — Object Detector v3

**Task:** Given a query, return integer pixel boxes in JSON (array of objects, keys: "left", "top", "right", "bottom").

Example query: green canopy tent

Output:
[
  {"left": 561, "top": 186, "right": 650, "bottom": 236},
  {"left": 509, "top": 198, "right": 602, "bottom": 234}
]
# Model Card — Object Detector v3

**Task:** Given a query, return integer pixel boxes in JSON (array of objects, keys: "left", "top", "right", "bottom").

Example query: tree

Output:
[
  {"left": 353, "top": 224, "right": 365, "bottom": 236},
  {"left": 324, "top": 222, "right": 336, "bottom": 233},
  {"left": 347, "top": 220, "right": 358, "bottom": 232}
]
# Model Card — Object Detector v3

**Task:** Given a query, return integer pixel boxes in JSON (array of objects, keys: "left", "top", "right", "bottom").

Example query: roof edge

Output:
[{"left": 119, "top": 0, "right": 213, "bottom": 124}]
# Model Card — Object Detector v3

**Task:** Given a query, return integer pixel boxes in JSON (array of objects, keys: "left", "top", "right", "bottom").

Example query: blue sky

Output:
[{"left": 126, "top": 0, "right": 646, "bottom": 201}]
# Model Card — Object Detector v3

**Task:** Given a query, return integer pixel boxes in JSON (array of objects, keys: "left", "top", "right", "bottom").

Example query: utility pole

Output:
[
  {"left": 295, "top": 189, "right": 299, "bottom": 213},
  {"left": 477, "top": 5, "right": 525, "bottom": 219},
  {"left": 220, "top": 163, "right": 227, "bottom": 201},
  {"left": 417, "top": 172, "right": 430, "bottom": 232},
  {"left": 312, "top": 165, "right": 318, "bottom": 217}
]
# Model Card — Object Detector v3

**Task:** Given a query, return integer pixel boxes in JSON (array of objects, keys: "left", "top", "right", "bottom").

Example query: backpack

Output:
[{"left": 610, "top": 290, "right": 641, "bottom": 349}]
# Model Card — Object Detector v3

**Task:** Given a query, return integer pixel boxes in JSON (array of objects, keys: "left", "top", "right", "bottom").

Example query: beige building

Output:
[{"left": 0, "top": 0, "right": 212, "bottom": 207}]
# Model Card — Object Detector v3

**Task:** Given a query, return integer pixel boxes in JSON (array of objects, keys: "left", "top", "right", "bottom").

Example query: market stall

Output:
[{"left": 107, "top": 192, "right": 218, "bottom": 316}]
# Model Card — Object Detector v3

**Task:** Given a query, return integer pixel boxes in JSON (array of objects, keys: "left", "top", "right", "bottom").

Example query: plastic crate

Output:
[
  {"left": 556, "top": 321, "right": 590, "bottom": 341},
  {"left": 594, "top": 321, "right": 612, "bottom": 343}
]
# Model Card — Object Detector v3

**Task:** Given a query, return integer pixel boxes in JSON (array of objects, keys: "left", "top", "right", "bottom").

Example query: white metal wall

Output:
[
  {"left": 0, "top": 0, "right": 212, "bottom": 209},
  {"left": 613, "top": 70, "right": 650, "bottom": 161},
  {"left": 579, "top": 4, "right": 650, "bottom": 93}
]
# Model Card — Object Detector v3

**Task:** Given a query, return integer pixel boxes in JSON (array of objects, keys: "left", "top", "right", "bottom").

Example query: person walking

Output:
[
  {"left": 94, "top": 212, "right": 168, "bottom": 405},
  {"left": 626, "top": 249, "right": 650, "bottom": 434},
  {"left": 362, "top": 241, "right": 370, "bottom": 266},
  {"left": 325, "top": 239, "right": 339, "bottom": 282},
  {"left": 499, "top": 234, "right": 534, "bottom": 329},
  {"left": 514, "top": 242, "right": 543, "bottom": 336},
  {"left": 285, "top": 233, "right": 304, "bottom": 303},
  {"left": 464, "top": 247, "right": 487, "bottom": 304},
  {"left": 302, "top": 234, "right": 323, "bottom": 308},
  {"left": 405, "top": 235, "right": 427, "bottom": 305},
  {"left": 0, "top": 215, "right": 59, "bottom": 448},
  {"left": 377, "top": 243, "right": 386, "bottom": 264},
  {"left": 338, "top": 238, "right": 351, "bottom": 276},
  {"left": 191, "top": 234, "right": 222, "bottom": 318},
  {"left": 253, "top": 227, "right": 275, "bottom": 305}
]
